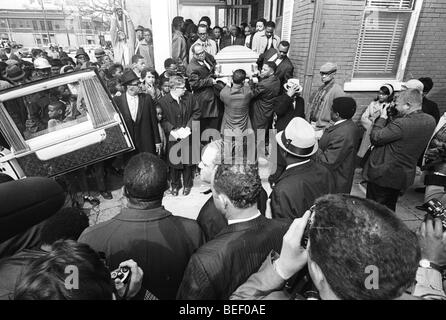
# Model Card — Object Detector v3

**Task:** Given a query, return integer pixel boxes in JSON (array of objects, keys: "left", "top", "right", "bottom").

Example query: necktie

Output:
[
  {"left": 232, "top": 36, "right": 235, "bottom": 45},
  {"left": 217, "top": 40, "right": 220, "bottom": 52},
  {"left": 264, "top": 38, "right": 271, "bottom": 53}
]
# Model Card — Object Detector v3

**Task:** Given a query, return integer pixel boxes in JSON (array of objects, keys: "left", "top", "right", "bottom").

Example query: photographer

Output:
[
  {"left": 13, "top": 240, "right": 151, "bottom": 300},
  {"left": 231, "top": 194, "right": 423, "bottom": 300},
  {"left": 363, "top": 89, "right": 436, "bottom": 211}
]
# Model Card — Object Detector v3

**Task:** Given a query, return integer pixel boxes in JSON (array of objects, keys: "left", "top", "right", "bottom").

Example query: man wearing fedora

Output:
[
  {"left": 269, "top": 79, "right": 305, "bottom": 186},
  {"left": 270, "top": 117, "right": 336, "bottom": 220},
  {"left": 74, "top": 48, "right": 93, "bottom": 71},
  {"left": 114, "top": 69, "right": 161, "bottom": 159},
  {"left": 316, "top": 96, "right": 361, "bottom": 194},
  {"left": 307, "top": 62, "right": 345, "bottom": 138}
]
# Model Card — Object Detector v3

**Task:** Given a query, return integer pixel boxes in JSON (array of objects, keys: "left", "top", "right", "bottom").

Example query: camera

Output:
[
  {"left": 111, "top": 266, "right": 131, "bottom": 284},
  {"left": 386, "top": 101, "right": 398, "bottom": 118},
  {"left": 424, "top": 198, "right": 446, "bottom": 231},
  {"left": 301, "top": 206, "right": 315, "bottom": 249}
]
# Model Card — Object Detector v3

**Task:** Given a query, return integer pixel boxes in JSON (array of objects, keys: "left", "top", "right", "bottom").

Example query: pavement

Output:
[{"left": 80, "top": 157, "right": 427, "bottom": 233}]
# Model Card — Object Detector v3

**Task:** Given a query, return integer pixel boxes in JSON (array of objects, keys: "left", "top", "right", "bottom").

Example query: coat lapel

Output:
[{"left": 135, "top": 94, "right": 144, "bottom": 124}]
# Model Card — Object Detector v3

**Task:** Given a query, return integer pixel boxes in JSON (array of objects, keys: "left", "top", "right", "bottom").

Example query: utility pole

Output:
[
  {"left": 38, "top": 0, "right": 52, "bottom": 44},
  {"left": 60, "top": 1, "right": 71, "bottom": 47}
]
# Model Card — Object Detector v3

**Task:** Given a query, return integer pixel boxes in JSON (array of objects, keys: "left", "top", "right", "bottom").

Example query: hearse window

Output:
[{"left": 0, "top": 71, "right": 118, "bottom": 155}]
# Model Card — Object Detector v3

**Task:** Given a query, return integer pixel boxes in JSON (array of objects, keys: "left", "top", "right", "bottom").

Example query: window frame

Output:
[{"left": 344, "top": 0, "right": 424, "bottom": 91}]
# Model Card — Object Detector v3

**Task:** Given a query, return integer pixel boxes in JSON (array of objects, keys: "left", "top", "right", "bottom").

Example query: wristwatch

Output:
[{"left": 419, "top": 259, "right": 443, "bottom": 273}]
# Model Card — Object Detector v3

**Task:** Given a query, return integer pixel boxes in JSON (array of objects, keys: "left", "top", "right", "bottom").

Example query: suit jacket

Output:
[
  {"left": 422, "top": 97, "right": 440, "bottom": 124},
  {"left": 273, "top": 94, "right": 305, "bottom": 132},
  {"left": 172, "top": 30, "right": 188, "bottom": 66},
  {"left": 78, "top": 205, "right": 204, "bottom": 300},
  {"left": 271, "top": 160, "right": 336, "bottom": 220},
  {"left": 176, "top": 215, "right": 289, "bottom": 300},
  {"left": 317, "top": 119, "right": 361, "bottom": 193},
  {"left": 250, "top": 75, "right": 281, "bottom": 130},
  {"left": 363, "top": 111, "right": 436, "bottom": 191},
  {"left": 257, "top": 48, "right": 294, "bottom": 90},
  {"left": 219, "top": 82, "right": 254, "bottom": 133},
  {"left": 196, "top": 187, "right": 269, "bottom": 242},
  {"left": 114, "top": 93, "right": 160, "bottom": 154},
  {"left": 157, "top": 92, "right": 201, "bottom": 168},
  {"left": 251, "top": 32, "right": 280, "bottom": 54},
  {"left": 220, "top": 35, "right": 245, "bottom": 49},
  {"left": 188, "top": 39, "right": 217, "bottom": 63},
  {"left": 186, "top": 55, "right": 219, "bottom": 118}
]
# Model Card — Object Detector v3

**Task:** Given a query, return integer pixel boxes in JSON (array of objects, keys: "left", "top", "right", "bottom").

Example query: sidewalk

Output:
[{"left": 82, "top": 160, "right": 426, "bottom": 233}]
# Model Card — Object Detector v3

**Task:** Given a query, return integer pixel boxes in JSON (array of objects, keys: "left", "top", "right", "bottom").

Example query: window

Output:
[
  {"left": 0, "top": 19, "right": 7, "bottom": 28},
  {"left": 47, "top": 21, "right": 53, "bottom": 31},
  {"left": 40, "top": 20, "right": 46, "bottom": 30},
  {"left": 353, "top": 0, "right": 422, "bottom": 79},
  {"left": 32, "top": 20, "right": 38, "bottom": 30},
  {"left": 345, "top": 0, "right": 423, "bottom": 90}
]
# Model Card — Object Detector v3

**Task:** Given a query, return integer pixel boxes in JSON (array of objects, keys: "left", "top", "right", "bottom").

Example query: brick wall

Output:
[
  {"left": 405, "top": 0, "right": 446, "bottom": 114},
  {"left": 288, "top": 0, "right": 446, "bottom": 125}
]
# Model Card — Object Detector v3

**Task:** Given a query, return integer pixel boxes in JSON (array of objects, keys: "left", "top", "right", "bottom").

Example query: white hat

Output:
[
  {"left": 276, "top": 117, "right": 318, "bottom": 157},
  {"left": 34, "top": 57, "right": 51, "bottom": 69},
  {"left": 401, "top": 79, "right": 424, "bottom": 93}
]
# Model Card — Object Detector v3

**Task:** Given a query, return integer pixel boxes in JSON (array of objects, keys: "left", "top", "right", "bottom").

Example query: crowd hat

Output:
[
  {"left": 94, "top": 48, "right": 106, "bottom": 59},
  {"left": 34, "top": 57, "right": 51, "bottom": 69},
  {"left": 60, "top": 65, "right": 74, "bottom": 74},
  {"left": 401, "top": 79, "right": 424, "bottom": 93},
  {"left": 75, "top": 48, "right": 88, "bottom": 58},
  {"left": 5, "top": 65, "right": 25, "bottom": 81},
  {"left": 121, "top": 69, "right": 139, "bottom": 85},
  {"left": 320, "top": 62, "right": 337, "bottom": 74},
  {"left": 135, "top": 25, "right": 145, "bottom": 32},
  {"left": 276, "top": 117, "right": 318, "bottom": 157}
]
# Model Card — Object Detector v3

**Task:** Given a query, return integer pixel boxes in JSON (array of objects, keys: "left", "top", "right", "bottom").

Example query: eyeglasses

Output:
[
  {"left": 128, "top": 82, "right": 140, "bottom": 87},
  {"left": 175, "top": 86, "right": 186, "bottom": 90},
  {"left": 198, "top": 32, "right": 207, "bottom": 35},
  {"left": 320, "top": 72, "right": 334, "bottom": 76}
]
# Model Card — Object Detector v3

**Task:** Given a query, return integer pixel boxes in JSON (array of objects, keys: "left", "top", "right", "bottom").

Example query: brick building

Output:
[{"left": 282, "top": 0, "right": 446, "bottom": 118}]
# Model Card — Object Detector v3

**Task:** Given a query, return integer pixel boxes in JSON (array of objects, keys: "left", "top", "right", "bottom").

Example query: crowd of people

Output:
[{"left": 0, "top": 8, "right": 445, "bottom": 300}]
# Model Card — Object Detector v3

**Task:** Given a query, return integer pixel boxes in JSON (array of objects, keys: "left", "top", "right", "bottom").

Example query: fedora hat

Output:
[
  {"left": 276, "top": 117, "right": 318, "bottom": 157},
  {"left": 75, "top": 48, "right": 88, "bottom": 58},
  {"left": 121, "top": 69, "right": 139, "bottom": 85},
  {"left": 5, "top": 64, "right": 25, "bottom": 81}
]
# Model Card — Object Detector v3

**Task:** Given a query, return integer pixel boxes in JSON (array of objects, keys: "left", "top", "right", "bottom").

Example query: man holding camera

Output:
[
  {"left": 231, "top": 194, "right": 445, "bottom": 300},
  {"left": 363, "top": 89, "right": 436, "bottom": 211}
]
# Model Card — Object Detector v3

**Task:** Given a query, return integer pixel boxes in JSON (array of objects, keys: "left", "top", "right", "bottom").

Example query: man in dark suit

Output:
[
  {"left": 186, "top": 43, "right": 220, "bottom": 133},
  {"left": 269, "top": 80, "right": 305, "bottom": 186},
  {"left": 250, "top": 61, "right": 281, "bottom": 132},
  {"left": 257, "top": 41, "right": 294, "bottom": 92},
  {"left": 270, "top": 117, "right": 336, "bottom": 220},
  {"left": 196, "top": 139, "right": 268, "bottom": 241},
  {"left": 114, "top": 69, "right": 161, "bottom": 156},
  {"left": 316, "top": 97, "right": 361, "bottom": 194},
  {"left": 363, "top": 89, "right": 436, "bottom": 211},
  {"left": 177, "top": 162, "right": 289, "bottom": 300},
  {"left": 79, "top": 153, "right": 204, "bottom": 300},
  {"left": 221, "top": 24, "right": 245, "bottom": 49},
  {"left": 158, "top": 76, "right": 201, "bottom": 196}
]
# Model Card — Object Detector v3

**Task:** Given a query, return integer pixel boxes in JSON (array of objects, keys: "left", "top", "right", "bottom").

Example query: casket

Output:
[
  {"left": 0, "top": 68, "right": 134, "bottom": 179},
  {"left": 214, "top": 45, "right": 259, "bottom": 79}
]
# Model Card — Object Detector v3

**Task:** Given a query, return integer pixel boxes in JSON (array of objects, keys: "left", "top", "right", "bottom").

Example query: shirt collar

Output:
[
  {"left": 334, "top": 119, "right": 347, "bottom": 126},
  {"left": 227, "top": 211, "right": 261, "bottom": 225},
  {"left": 286, "top": 159, "right": 311, "bottom": 170}
]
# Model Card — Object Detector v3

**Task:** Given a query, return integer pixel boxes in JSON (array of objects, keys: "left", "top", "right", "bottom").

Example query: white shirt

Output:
[
  {"left": 286, "top": 159, "right": 311, "bottom": 170},
  {"left": 227, "top": 211, "right": 261, "bottom": 225},
  {"left": 126, "top": 92, "right": 139, "bottom": 122},
  {"left": 334, "top": 119, "right": 347, "bottom": 126},
  {"left": 170, "top": 92, "right": 180, "bottom": 105}
]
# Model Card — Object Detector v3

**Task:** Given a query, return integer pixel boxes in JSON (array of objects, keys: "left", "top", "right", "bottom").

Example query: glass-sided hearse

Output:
[{"left": 0, "top": 69, "right": 134, "bottom": 180}]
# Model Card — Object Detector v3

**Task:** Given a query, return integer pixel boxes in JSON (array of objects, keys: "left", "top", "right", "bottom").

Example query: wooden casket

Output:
[
  {"left": 214, "top": 45, "right": 259, "bottom": 80},
  {"left": 0, "top": 68, "right": 134, "bottom": 179}
]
